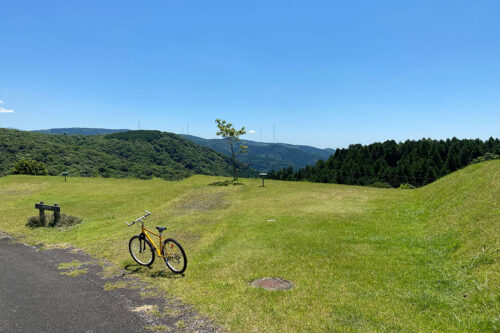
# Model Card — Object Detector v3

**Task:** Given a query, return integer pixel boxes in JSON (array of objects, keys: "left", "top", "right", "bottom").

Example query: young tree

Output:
[{"left": 215, "top": 119, "right": 248, "bottom": 181}]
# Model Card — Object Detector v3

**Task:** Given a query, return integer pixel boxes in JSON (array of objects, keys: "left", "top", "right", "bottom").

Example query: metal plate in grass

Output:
[{"left": 252, "top": 277, "right": 293, "bottom": 291}]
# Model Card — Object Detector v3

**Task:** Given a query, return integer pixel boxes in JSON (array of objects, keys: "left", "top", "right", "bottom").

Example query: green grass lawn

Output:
[{"left": 0, "top": 161, "right": 498, "bottom": 332}]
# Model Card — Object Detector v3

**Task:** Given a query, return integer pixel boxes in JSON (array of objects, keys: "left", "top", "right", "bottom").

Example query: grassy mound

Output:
[
  {"left": 404, "top": 161, "right": 499, "bottom": 331},
  {"left": 0, "top": 161, "right": 498, "bottom": 332}
]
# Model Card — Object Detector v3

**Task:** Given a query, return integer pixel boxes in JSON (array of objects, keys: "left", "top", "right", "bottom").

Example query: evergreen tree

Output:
[{"left": 268, "top": 137, "right": 500, "bottom": 187}]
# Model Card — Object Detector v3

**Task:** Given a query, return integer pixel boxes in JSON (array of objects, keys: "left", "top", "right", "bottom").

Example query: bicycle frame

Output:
[{"left": 141, "top": 226, "right": 165, "bottom": 258}]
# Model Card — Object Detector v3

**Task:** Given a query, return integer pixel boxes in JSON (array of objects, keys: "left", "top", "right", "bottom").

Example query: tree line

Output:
[{"left": 268, "top": 138, "right": 500, "bottom": 187}]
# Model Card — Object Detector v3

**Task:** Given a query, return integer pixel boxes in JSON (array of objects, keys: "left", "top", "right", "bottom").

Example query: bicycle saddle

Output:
[{"left": 156, "top": 226, "right": 166, "bottom": 232}]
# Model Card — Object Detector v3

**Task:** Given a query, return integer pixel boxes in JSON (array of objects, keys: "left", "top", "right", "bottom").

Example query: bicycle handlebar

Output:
[{"left": 125, "top": 210, "right": 151, "bottom": 226}]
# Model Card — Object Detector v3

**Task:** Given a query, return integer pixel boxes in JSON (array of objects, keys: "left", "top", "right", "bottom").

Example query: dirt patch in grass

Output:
[
  {"left": 208, "top": 180, "right": 244, "bottom": 186},
  {"left": 173, "top": 191, "right": 228, "bottom": 213}
]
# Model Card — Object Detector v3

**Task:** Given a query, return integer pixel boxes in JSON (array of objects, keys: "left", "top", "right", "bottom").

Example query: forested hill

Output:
[
  {"left": 269, "top": 138, "right": 500, "bottom": 187},
  {"left": 28, "top": 128, "right": 335, "bottom": 172},
  {"left": 0, "top": 129, "right": 253, "bottom": 179},
  {"left": 181, "top": 134, "right": 335, "bottom": 171}
]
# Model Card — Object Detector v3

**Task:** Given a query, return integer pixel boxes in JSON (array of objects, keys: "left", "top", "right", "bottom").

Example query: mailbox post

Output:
[
  {"left": 61, "top": 172, "right": 69, "bottom": 182},
  {"left": 259, "top": 172, "right": 267, "bottom": 187}
]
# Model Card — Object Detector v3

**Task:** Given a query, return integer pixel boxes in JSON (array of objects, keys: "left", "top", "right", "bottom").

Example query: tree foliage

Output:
[
  {"left": 269, "top": 137, "right": 500, "bottom": 187},
  {"left": 11, "top": 159, "right": 47, "bottom": 175},
  {"left": 215, "top": 119, "right": 248, "bottom": 180}
]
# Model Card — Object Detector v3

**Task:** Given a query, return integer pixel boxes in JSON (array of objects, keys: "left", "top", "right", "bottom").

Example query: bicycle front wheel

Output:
[
  {"left": 162, "top": 238, "right": 187, "bottom": 274},
  {"left": 129, "top": 235, "right": 155, "bottom": 266}
]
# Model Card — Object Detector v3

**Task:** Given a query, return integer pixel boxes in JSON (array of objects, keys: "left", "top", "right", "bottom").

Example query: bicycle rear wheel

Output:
[
  {"left": 129, "top": 235, "right": 155, "bottom": 266},
  {"left": 162, "top": 238, "right": 187, "bottom": 274}
]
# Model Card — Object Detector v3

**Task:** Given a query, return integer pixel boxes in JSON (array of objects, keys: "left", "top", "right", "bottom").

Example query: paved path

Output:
[{"left": 0, "top": 235, "right": 220, "bottom": 333}]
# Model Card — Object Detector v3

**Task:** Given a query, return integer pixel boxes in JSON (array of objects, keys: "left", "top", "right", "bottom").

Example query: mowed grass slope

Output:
[{"left": 0, "top": 161, "right": 498, "bottom": 332}]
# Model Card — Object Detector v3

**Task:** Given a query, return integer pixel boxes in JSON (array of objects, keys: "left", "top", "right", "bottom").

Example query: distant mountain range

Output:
[
  {"left": 180, "top": 135, "right": 335, "bottom": 171},
  {"left": 33, "top": 128, "right": 130, "bottom": 135},
  {"left": 30, "top": 128, "right": 335, "bottom": 171}
]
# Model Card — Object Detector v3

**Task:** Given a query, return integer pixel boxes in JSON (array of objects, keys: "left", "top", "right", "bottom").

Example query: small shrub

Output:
[
  {"left": 26, "top": 215, "right": 45, "bottom": 228},
  {"left": 55, "top": 214, "right": 83, "bottom": 227},
  {"left": 399, "top": 183, "right": 416, "bottom": 190},
  {"left": 472, "top": 152, "right": 500, "bottom": 164},
  {"left": 370, "top": 181, "right": 392, "bottom": 188},
  {"left": 26, "top": 214, "right": 82, "bottom": 228},
  {"left": 11, "top": 159, "right": 47, "bottom": 175}
]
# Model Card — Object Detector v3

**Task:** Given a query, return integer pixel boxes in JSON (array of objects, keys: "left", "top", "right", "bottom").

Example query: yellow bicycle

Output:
[{"left": 126, "top": 211, "right": 187, "bottom": 274}]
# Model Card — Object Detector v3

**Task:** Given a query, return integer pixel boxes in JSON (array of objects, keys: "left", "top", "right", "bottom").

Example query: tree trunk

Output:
[{"left": 229, "top": 139, "right": 237, "bottom": 181}]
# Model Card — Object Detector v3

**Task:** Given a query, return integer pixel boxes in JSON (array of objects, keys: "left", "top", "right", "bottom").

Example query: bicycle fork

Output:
[{"left": 139, "top": 234, "right": 147, "bottom": 253}]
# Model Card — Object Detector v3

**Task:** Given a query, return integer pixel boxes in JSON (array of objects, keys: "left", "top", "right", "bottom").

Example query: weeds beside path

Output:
[{"left": 0, "top": 232, "right": 222, "bottom": 333}]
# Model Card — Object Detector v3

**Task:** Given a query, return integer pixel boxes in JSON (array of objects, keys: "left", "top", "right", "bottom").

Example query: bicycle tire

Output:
[
  {"left": 162, "top": 238, "right": 187, "bottom": 274},
  {"left": 129, "top": 235, "right": 155, "bottom": 266}
]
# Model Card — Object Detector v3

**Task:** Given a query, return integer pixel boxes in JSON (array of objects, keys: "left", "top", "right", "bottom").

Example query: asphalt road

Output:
[{"left": 0, "top": 237, "right": 151, "bottom": 332}]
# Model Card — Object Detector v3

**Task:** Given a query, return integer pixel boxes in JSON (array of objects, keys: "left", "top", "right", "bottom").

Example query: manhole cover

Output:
[{"left": 252, "top": 277, "right": 293, "bottom": 291}]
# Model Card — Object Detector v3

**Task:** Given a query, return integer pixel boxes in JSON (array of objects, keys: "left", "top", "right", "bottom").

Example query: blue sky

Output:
[{"left": 1, "top": 0, "right": 499, "bottom": 148}]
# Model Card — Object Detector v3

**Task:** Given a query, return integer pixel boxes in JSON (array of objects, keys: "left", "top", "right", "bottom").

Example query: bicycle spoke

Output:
[{"left": 162, "top": 239, "right": 186, "bottom": 273}]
